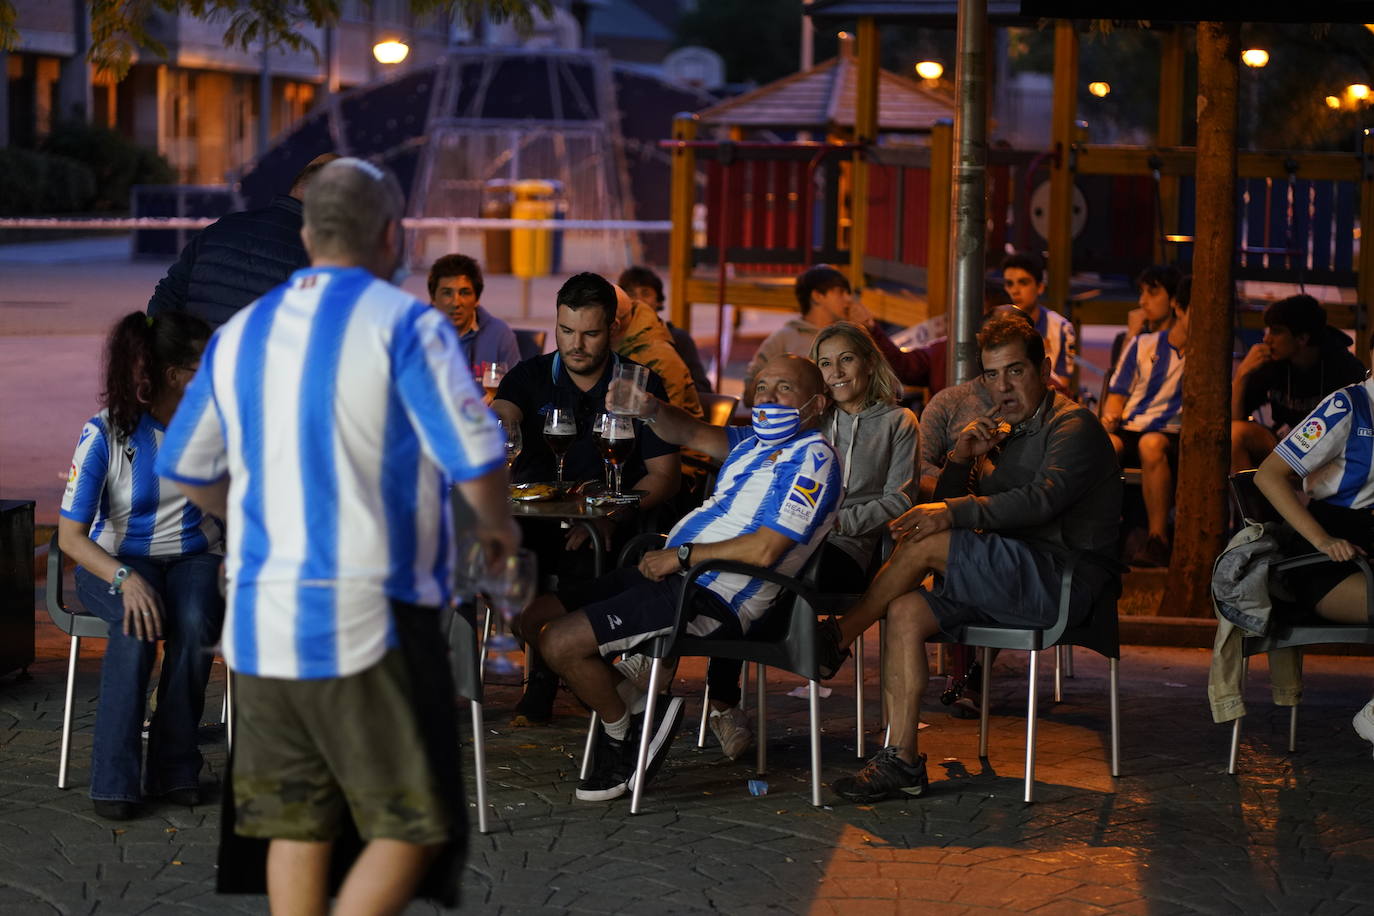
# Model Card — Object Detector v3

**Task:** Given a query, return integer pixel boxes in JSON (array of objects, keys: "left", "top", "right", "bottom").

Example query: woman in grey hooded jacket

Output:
[{"left": 703, "top": 322, "right": 918, "bottom": 759}]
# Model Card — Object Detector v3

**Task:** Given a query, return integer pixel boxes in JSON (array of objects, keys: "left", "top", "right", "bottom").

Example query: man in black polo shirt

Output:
[{"left": 493, "top": 272, "right": 681, "bottom": 724}]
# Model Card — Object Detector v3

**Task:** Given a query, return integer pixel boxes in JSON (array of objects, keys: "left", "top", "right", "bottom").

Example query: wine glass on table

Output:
[
  {"left": 503, "top": 421, "right": 522, "bottom": 469},
  {"left": 543, "top": 407, "right": 577, "bottom": 486},
  {"left": 595, "top": 412, "right": 636, "bottom": 497}
]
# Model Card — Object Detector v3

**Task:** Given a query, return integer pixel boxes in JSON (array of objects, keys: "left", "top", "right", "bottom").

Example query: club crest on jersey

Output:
[
  {"left": 458, "top": 397, "right": 487, "bottom": 425},
  {"left": 1292, "top": 417, "right": 1326, "bottom": 453}
]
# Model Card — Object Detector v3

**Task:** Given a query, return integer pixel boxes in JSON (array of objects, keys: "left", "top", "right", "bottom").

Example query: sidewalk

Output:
[{"left": 3, "top": 601, "right": 1373, "bottom": 914}]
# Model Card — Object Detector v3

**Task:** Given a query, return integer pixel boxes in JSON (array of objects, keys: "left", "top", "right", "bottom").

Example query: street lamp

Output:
[
  {"left": 1350, "top": 83, "right": 1371, "bottom": 102},
  {"left": 373, "top": 39, "right": 409, "bottom": 65},
  {"left": 1088, "top": 81, "right": 1110, "bottom": 98},
  {"left": 915, "top": 60, "right": 944, "bottom": 81},
  {"left": 1241, "top": 48, "right": 1269, "bottom": 69},
  {"left": 1327, "top": 95, "right": 1342, "bottom": 109}
]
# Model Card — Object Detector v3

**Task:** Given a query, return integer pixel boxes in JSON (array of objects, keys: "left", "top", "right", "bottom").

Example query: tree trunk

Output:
[{"left": 1163, "top": 21, "right": 1237, "bottom": 617}]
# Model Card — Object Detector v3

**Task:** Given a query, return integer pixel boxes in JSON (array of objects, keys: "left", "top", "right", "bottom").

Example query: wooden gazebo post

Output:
[
  {"left": 849, "top": 16, "right": 880, "bottom": 292},
  {"left": 1046, "top": 20, "right": 1078, "bottom": 314},
  {"left": 667, "top": 113, "right": 699, "bottom": 334}
]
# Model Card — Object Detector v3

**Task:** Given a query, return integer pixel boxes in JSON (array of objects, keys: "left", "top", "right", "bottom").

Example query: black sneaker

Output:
[
  {"left": 1131, "top": 535, "right": 1171, "bottom": 569},
  {"left": 630, "top": 695, "right": 685, "bottom": 791},
  {"left": 816, "top": 616, "right": 851, "bottom": 680},
  {"left": 576, "top": 727, "right": 636, "bottom": 801},
  {"left": 92, "top": 799, "right": 139, "bottom": 820},
  {"left": 832, "top": 747, "right": 929, "bottom": 803},
  {"left": 511, "top": 669, "right": 558, "bottom": 726}
]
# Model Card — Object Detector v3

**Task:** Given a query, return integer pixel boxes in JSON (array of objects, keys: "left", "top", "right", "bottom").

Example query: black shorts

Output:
[
  {"left": 557, "top": 566, "right": 739, "bottom": 657},
  {"left": 1289, "top": 500, "right": 1374, "bottom": 611},
  {"left": 1115, "top": 428, "right": 1179, "bottom": 469}
]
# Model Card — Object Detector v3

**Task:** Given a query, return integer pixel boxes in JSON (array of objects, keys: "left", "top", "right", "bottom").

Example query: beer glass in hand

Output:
[
  {"left": 543, "top": 407, "right": 576, "bottom": 485},
  {"left": 595, "top": 412, "right": 635, "bottom": 497}
]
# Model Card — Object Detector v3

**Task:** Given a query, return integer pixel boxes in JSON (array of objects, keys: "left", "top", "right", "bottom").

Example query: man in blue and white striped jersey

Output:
[
  {"left": 527, "top": 355, "right": 842, "bottom": 803},
  {"left": 1103, "top": 271, "right": 1191, "bottom": 568},
  {"left": 156, "top": 158, "right": 514, "bottom": 911}
]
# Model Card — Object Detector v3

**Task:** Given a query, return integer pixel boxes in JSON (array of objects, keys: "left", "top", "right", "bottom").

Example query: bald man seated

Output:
[{"left": 516, "top": 356, "right": 843, "bottom": 803}]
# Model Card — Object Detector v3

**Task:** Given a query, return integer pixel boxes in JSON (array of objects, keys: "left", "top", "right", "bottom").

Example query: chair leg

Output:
[
  {"left": 934, "top": 643, "right": 946, "bottom": 676},
  {"left": 1023, "top": 649, "right": 1040, "bottom": 804},
  {"left": 630, "top": 658, "right": 663, "bottom": 814},
  {"left": 809, "top": 679, "right": 822, "bottom": 807},
  {"left": 1064, "top": 644, "right": 1075, "bottom": 678},
  {"left": 478, "top": 602, "right": 493, "bottom": 681},
  {"left": 470, "top": 700, "right": 489, "bottom": 834},
  {"left": 697, "top": 683, "right": 711, "bottom": 748},
  {"left": 755, "top": 664, "right": 768, "bottom": 776},
  {"left": 58, "top": 635, "right": 80, "bottom": 789},
  {"left": 1288, "top": 705, "right": 1298, "bottom": 753},
  {"left": 225, "top": 670, "right": 235, "bottom": 752},
  {"left": 854, "top": 631, "right": 865, "bottom": 758},
  {"left": 740, "top": 661, "right": 750, "bottom": 713},
  {"left": 878, "top": 620, "right": 888, "bottom": 729},
  {"left": 977, "top": 646, "right": 992, "bottom": 759},
  {"left": 220, "top": 668, "right": 227, "bottom": 725},
  {"left": 581, "top": 711, "right": 599, "bottom": 780},
  {"left": 1228, "top": 716, "right": 1243, "bottom": 775},
  {"left": 1109, "top": 658, "right": 1120, "bottom": 777},
  {"left": 1053, "top": 646, "right": 1063, "bottom": 704}
]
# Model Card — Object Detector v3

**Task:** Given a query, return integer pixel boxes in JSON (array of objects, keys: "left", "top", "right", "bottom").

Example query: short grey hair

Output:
[{"left": 302, "top": 158, "right": 405, "bottom": 262}]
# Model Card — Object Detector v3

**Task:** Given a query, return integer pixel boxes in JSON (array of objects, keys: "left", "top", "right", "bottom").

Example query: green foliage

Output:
[
  {"left": 39, "top": 122, "right": 174, "bottom": 211},
  {"left": 0, "top": 148, "right": 97, "bottom": 215},
  {"left": 0, "top": 1, "right": 553, "bottom": 80}
]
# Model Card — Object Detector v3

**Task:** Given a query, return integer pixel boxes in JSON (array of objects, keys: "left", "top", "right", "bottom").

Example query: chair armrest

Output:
[
  {"left": 664, "top": 558, "right": 825, "bottom": 649},
  {"left": 45, "top": 531, "right": 70, "bottom": 627},
  {"left": 617, "top": 532, "right": 667, "bottom": 569},
  {"left": 1042, "top": 551, "right": 1126, "bottom": 647}
]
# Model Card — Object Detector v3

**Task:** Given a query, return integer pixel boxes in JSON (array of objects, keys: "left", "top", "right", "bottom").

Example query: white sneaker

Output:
[
  {"left": 708, "top": 706, "right": 753, "bottom": 760},
  {"left": 1353, "top": 698, "right": 1374, "bottom": 754},
  {"left": 614, "top": 653, "right": 678, "bottom": 695}
]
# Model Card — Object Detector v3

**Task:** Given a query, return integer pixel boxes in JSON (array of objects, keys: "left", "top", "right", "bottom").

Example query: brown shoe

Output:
[{"left": 1131, "top": 535, "right": 1171, "bottom": 569}]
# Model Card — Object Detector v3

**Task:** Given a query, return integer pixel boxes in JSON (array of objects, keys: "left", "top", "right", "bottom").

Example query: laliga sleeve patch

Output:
[{"left": 1291, "top": 417, "right": 1326, "bottom": 453}]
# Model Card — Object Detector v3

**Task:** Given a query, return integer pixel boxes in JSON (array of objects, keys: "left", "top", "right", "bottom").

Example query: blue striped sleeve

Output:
[
  {"left": 158, "top": 335, "right": 228, "bottom": 485},
  {"left": 59, "top": 417, "right": 110, "bottom": 524},
  {"left": 1107, "top": 337, "right": 1140, "bottom": 397},
  {"left": 762, "top": 439, "right": 840, "bottom": 542},
  {"left": 390, "top": 304, "right": 505, "bottom": 482}
]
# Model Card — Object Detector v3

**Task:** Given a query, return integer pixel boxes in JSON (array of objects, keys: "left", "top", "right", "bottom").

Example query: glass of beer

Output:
[
  {"left": 481, "top": 362, "right": 507, "bottom": 400},
  {"left": 542, "top": 407, "right": 577, "bottom": 485},
  {"left": 595, "top": 412, "right": 635, "bottom": 496}
]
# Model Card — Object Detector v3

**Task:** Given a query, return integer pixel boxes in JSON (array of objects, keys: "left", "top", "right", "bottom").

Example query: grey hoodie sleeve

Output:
[
  {"left": 836, "top": 408, "right": 918, "bottom": 537},
  {"left": 919, "top": 394, "right": 953, "bottom": 484}
]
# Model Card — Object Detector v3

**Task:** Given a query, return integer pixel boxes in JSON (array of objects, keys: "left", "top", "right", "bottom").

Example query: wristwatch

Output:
[
  {"left": 108, "top": 566, "right": 130, "bottom": 596},
  {"left": 677, "top": 543, "right": 694, "bottom": 570}
]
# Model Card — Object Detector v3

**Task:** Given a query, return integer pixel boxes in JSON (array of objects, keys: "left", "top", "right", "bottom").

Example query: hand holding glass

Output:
[{"left": 607, "top": 363, "right": 650, "bottom": 416}]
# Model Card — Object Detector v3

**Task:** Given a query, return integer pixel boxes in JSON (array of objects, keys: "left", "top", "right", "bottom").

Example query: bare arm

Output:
[
  {"left": 638, "top": 527, "right": 795, "bottom": 581},
  {"left": 57, "top": 516, "right": 166, "bottom": 641},
  {"left": 1101, "top": 392, "right": 1127, "bottom": 432},
  {"left": 1232, "top": 343, "right": 1271, "bottom": 421},
  {"left": 490, "top": 399, "right": 523, "bottom": 428},
  {"left": 1254, "top": 452, "right": 1364, "bottom": 561},
  {"left": 628, "top": 452, "right": 681, "bottom": 511}
]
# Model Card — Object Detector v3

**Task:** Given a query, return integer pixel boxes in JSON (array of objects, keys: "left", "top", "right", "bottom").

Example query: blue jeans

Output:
[{"left": 75, "top": 552, "right": 225, "bottom": 802}]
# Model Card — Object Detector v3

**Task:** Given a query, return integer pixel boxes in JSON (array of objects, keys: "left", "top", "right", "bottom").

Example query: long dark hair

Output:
[{"left": 102, "top": 312, "right": 211, "bottom": 441}]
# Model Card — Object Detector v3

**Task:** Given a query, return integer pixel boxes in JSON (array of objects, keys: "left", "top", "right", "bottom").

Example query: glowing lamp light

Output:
[
  {"left": 1241, "top": 48, "right": 1269, "bottom": 68},
  {"left": 373, "top": 40, "right": 410, "bottom": 65},
  {"left": 915, "top": 60, "right": 944, "bottom": 81},
  {"left": 1350, "top": 83, "right": 1372, "bottom": 101},
  {"left": 1327, "top": 95, "right": 1342, "bottom": 109},
  {"left": 1088, "top": 81, "right": 1110, "bottom": 98}
]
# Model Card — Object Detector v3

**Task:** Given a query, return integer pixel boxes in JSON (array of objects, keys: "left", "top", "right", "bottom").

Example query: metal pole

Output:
[
  {"left": 948, "top": 0, "right": 989, "bottom": 387},
  {"left": 258, "top": 40, "right": 272, "bottom": 159},
  {"left": 801, "top": 0, "right": 814, "bottom": 72}
]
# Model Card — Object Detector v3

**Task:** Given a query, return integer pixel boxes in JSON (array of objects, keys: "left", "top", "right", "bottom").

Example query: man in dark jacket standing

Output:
[{"left": 146, "top": 153, "right": 338, "bottom": 328}]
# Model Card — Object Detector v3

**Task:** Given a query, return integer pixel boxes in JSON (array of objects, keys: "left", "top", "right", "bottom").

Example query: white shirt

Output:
[
  {"left": 665, "top": 425, "right": 841, "bottom": 630},
  {"left": 61, "top": 410, "right": 222, "bottom": 558},
  {"left": 1274, "top": 377, "right": 1374, "bottom": 509},
  {"left": 157, "top": 267, "right": 506, "bottom": 680}
]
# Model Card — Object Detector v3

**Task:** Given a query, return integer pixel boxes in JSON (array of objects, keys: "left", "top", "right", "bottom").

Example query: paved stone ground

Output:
[{"left": 3, "top": 602, "right": 1374, "bottom": 914}]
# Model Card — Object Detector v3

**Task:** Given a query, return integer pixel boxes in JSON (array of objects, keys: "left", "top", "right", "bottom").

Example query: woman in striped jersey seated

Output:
[
  {"left": 58, "top": 312, "right": 224, "bottom": 821},
  {"left": 1255, "top": 333, "right": 1374, "bottom": 754},
  {"left": 1102, "top": 269, "right": 1190, "bottom": 568}
]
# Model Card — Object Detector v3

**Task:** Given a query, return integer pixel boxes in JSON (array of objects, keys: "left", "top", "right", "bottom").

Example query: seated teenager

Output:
[
  {"left": 619, "top": 265, "right": 713, "bottom": 395},
  {"left": 1000, "top": 251, "right": 1078, "bottom": 396},
  {"left": 1254, "top": 336, "right": 1374, "bottom": 754},
  {"left": 1232, "top": 294, "right": 1365, "bottom": 473},
  {"left": 427, "top": 252, "right": 521, "bottom": 376},
  {"left": 521, "top": 355, "right": 842, "bottom": 801},
  {"left": 815, "top": 316, "right": 1121, "bottom": 802},
  {"left": 1103, "top": 271, "right": 1191, "bottom": 568}
]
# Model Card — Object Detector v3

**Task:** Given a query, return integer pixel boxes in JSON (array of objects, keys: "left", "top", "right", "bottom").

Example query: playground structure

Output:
[{"left": 663, "top": 16, "right": 1374, "bottom": 363}]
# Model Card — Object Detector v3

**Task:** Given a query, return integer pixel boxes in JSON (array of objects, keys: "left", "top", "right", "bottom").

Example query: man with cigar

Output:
[{"left": 815, "top": 315, "right": 1121, "bottom": 802}]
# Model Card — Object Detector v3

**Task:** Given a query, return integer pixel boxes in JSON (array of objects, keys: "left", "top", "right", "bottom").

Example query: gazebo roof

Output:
[{"left": 696, "top": 52, "right": 955, "bottom": 133}]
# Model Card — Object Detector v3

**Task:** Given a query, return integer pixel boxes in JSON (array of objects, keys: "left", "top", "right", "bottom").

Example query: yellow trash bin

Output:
[{"left": 511, "top": 180, "right": 556, "bottom": 279}]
